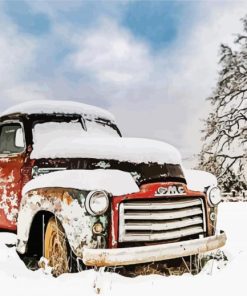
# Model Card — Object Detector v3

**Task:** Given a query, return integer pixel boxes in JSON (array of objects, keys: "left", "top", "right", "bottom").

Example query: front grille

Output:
[{"left": 119, "top": 197, "right": 206, "bottom": 243}]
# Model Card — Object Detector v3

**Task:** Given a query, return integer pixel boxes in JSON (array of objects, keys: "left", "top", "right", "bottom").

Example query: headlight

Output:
[
  {"left": 207, "top": 186, "right": 221, "bottom": 206},
  {"left": 85, "top": 190, "right": 109, "bottom": 216}
]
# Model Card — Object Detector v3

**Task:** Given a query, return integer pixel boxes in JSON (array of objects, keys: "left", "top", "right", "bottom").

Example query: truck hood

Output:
[
  {"left": 31, "top": 137, "right": 182, "bottom": 165},
  {"left": 23, "top": 169, "right": 139, "bottom": 196}
]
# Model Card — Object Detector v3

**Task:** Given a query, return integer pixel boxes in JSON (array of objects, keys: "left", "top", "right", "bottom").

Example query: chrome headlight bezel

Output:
[
  {"left": 85, "top": 190, "right": 109, "bottom": 216},
  {"left": 207, "top": 186, "right": 222, "bottom": 207}
]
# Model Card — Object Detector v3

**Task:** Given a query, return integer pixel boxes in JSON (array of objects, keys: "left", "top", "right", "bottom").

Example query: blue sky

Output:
[
  {"left": 4, "top": 0, "right": 51, "bottom": 35},
  {"left": 4, "top": 1, "right": 196, "bottom": 48},
  {"left": 0, "top": 0, "right": 246, "bottom": 165}
]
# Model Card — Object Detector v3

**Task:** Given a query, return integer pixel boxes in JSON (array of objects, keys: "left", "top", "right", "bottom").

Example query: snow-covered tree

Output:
[{"left": 199, "top": 17, "right": 247, "bottom": 192}]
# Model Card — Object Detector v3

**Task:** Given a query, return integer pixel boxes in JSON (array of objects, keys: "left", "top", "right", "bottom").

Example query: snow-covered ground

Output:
[{"left": 0, "top": 202, "right": 246, "bottom": 296}]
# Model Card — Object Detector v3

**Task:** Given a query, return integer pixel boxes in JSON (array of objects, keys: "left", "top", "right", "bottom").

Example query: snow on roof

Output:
[
  {"left": 1, "top": 100, "right": 115, "bottom": 122},
  {"left": 31, "top": 137, "right": 182, "bottom": 165},
  {"left": 22, "top": 169, "right": 139, "bottom": 196},
  {"left": 184, "top": 169, "right": 217, "bottom": 191}
]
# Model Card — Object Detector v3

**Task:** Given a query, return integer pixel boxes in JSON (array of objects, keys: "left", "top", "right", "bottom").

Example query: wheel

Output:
[{"left": 44, "top": 217, "right": 70, "bottom": 276}]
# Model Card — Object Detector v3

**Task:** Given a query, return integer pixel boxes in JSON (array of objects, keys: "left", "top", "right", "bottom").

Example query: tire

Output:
[{"left": 44, "top": 217, "right": 70, "bottom": 277}]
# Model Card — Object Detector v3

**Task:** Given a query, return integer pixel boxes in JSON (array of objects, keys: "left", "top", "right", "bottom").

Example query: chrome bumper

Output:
[{"left": 82, "top": 231, "right": 226, "bottom": 267}]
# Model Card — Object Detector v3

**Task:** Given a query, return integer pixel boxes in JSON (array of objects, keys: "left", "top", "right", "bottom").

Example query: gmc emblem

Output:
[{"left": 155, "top": 185, "right": 186, "bottom": 196}]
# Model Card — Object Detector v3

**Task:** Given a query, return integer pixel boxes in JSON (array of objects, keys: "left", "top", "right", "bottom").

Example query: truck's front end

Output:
[
  {"left": 81, "top": 179, "right": 226, "bottom": 267},
  {"left": 19, "top": 154, "right": 226, "bottom": 271}
]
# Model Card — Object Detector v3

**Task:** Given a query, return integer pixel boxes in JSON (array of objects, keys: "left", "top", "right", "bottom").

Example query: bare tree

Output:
[{"left": 199, "top": 17, "right": 247, "bottom": 192}]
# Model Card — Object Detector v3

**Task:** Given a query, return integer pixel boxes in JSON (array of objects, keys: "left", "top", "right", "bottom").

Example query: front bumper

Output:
[{"left": 82, "top": 231, "right": 226, "bottom": 267}]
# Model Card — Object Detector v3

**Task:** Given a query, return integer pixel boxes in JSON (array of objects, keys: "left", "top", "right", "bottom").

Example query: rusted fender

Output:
[
  {"left": 82, "top": 231, "right": 227, "bottom": 267},
  {"left": 16, "top": 188, "right": 101, "bottom": 257}
]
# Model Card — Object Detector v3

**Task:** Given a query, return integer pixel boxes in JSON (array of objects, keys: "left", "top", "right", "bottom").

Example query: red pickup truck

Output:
[{"left": 0, "top": 100, "right": 226, "bottom": 276}]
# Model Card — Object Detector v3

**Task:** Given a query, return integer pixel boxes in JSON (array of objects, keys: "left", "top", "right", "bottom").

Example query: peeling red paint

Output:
[{"left": 0, "top": 153, "right": 30, "bottom": 230}]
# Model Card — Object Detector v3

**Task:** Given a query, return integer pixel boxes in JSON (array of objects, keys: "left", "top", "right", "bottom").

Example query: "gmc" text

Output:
[{"left": 155, "top": 185, "right": 186, "bottom": 196}]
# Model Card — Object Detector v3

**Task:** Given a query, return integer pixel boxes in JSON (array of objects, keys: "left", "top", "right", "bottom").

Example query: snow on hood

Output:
[
  {"left": 31, "top": 137, "right": 182, "bottom": 165},
  {"left": 184, "top": 169, "right": 218, "bottom": 192},
  {"left": 22, "top": 169, "right": 139, "bottom": 196},
  {"left": 1, "top": 100, "right": 115, "bottom": 122}
]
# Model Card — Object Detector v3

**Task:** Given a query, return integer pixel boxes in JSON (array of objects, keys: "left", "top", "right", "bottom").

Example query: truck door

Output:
[{"left": 0, "top": 121, "right": 26, "bottom": 230}]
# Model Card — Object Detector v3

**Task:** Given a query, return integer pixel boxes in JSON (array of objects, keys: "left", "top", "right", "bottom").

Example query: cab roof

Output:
[{"left": 1, "top": 100, "right": 115, "bottom": 122}]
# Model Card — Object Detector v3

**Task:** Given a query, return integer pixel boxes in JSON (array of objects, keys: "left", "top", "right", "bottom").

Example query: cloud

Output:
[
  {"left": 0, "top": 14, "right": 36, "bottom": 85},
  {"left": 0, "top": 7, "right": 44, "bottom": 108},
  {"left": 66, "top": 19, "right": 153, "bottom": 85},
  {"left": 24, "top": 0, "right": 126, "bottom": 23},
  {"left": 23, "top": 0, "right": 83, "bottom": 18},
  {"left": 2, "top": 82, "right": 52, "bottom": 102},
  {"left": 1, "top": 1, "right": 247, "bottom": 168}
]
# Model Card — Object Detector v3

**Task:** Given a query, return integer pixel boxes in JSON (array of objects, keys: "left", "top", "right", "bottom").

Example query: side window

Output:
[{"left": 0, "top": 123, "right": 25, "bottom": 155}]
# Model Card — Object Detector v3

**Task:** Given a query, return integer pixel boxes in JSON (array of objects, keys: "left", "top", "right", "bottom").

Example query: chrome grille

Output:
[{"left": 119, "top": 197, "right": 206, "bottom": 243}]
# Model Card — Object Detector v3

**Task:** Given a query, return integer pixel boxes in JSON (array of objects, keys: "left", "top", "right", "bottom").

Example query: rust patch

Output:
[
  {"left": 62, "top": 191, "right": 73, "bottom": 205},
  {"left": 0, "top": 153, "right": 27, "bottom": 229},
  {"left": 17, "top": 187, "right": 109, "bottom": 257}
]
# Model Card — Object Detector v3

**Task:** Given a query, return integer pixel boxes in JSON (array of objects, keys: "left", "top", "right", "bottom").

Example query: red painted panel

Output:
[
  {"left": 109, "top": 182, "right": 208, "bottom": 248},
  {"left": 0, "top": 153, "right": 32, "bottom": 230}
]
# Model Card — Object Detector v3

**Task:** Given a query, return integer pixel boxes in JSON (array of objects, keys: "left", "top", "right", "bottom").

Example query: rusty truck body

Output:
[{"left": 0, "top": 100, "right": 226, "bottom": 275}]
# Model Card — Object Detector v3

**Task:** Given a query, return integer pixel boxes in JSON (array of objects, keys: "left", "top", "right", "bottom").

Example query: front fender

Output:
[{"left": 16, "top": 188, "right": 106, "bottom": 257}]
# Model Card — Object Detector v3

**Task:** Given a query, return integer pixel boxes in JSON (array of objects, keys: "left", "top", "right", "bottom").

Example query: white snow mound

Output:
[
  {"left": 31, "top": 137, "right": 182, "bottom": 165},
  {"left": 184, "top": 169, "right": 217, "bottom": 191},
  {"left": 0, "top": 203, "right": 247, "bottom": 296},
  {"left": 1, "top": 100, "right": 115, "bottom": 122},
  {"left": 22, "top": 169, "right": 139, "bottom": 196}
]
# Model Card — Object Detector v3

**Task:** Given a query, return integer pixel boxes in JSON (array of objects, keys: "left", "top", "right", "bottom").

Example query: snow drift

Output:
[
  {"left": 22, "top": 169, "right": 139, "bottom": 196},
  {"left": 31, "top": 137, "right": 182, "bottom": 165},
  {"left": 184, "top": 169, "right": 217, "bottom": 191},
  {"left": 0, "top": 202, "right": 246, "bottom": 296}
]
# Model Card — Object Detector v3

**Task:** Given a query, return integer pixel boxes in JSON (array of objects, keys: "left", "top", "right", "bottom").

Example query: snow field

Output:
[{"left": 0, "top": 202, "right": 246, "bottom": 296}]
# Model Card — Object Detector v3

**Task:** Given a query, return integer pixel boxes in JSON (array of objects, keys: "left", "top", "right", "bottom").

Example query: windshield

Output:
[
  {"left": 85, "top": 119, "right": 120, "bottom": 137},
  {"left": 33, "top": 121, "right": 86, "bottom": 148},
  {"left": 31, "top": 114, "right": 120, "bottom": 150}
]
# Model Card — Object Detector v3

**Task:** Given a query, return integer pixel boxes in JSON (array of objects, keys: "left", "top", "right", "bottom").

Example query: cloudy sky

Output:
[{"left": 0, "top": 0, "right": 246, "bottom": 166}]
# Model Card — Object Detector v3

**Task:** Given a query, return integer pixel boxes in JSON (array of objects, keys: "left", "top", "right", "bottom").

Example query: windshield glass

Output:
[
  {"left": 32, "top": 115, "right": 120, "bottom": 150},
  {"left": 85, "top": 119, "right": 120, "bottom": 137},
  {"left": 33, "top": 121, "right": 86, "bottom": 148}
]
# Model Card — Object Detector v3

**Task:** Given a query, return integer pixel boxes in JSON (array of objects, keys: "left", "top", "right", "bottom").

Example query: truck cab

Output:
[{"left": 0, "top": 100, "right": 226, "bottom": 276}]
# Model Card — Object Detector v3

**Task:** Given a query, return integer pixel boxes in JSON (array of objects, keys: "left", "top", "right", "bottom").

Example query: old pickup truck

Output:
[{"left": 0, "top": 100, "right": 226, "bottom": 276}]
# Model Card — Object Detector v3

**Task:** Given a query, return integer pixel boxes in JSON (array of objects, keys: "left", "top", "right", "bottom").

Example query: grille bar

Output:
[
  {"left": 124, "top": 207, "right": 202, "bottom": 220},
  {"left": 119, "top": 197, "right": 205, "bottom": 243},
  {"left": 123, "top": 199, "right": 201, "bottom": 210},
  {"left": 121, "top": 226, "right": 203, "bottom": 242},
  {"left": 124, "top": 216, "right": 203, "bottom": 231}
]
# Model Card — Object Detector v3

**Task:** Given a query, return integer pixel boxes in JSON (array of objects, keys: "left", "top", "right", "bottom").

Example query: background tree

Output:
[{"left": 199, "top": 17, "right": 247, "bottom": 192}]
